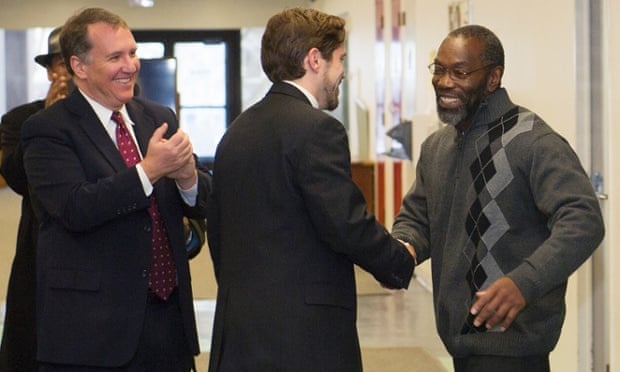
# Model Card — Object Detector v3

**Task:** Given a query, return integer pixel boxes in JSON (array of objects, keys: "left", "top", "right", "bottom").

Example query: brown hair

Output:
[
  {"left": 261, "top": 7, "right": 346, "bottom": 82},
  {"left": 59, "top": 7, "right": 129, "bottom": 75}
]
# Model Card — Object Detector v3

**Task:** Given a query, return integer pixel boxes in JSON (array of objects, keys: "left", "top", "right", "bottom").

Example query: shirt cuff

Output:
[
  {"left": 135, "top": 164, "right": 198, "bottom": 206},
  {"left": 135, "top": 164, "right": 153, "bottom": 196},
  {"left": 176, "top": 180, "right": 198, "bottom": 206}
]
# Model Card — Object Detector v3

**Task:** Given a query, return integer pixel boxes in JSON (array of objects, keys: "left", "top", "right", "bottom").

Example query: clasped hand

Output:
[{"left": 141, "top": 123, "right": 197, "bottom": 188}]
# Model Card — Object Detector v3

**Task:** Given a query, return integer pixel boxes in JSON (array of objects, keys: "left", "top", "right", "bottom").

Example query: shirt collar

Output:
[
  {"left": 78, "top": 88, "right": 134, "bottom": 127},
  {"left": 283, "top": 80, "right": 319, "bottom": 109}
]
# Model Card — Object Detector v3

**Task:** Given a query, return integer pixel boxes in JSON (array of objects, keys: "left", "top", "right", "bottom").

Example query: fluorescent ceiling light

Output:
[{"left": 129, "top": 0, "right": 154, "bottom": 7}]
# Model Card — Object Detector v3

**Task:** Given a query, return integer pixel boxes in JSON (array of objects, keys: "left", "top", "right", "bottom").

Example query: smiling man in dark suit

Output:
[
  {"left": 21, "top": 8, "right": 210, "bottom": 371},
  {"left": 206, "top": 7, "right": 415, "bottom": 372}
]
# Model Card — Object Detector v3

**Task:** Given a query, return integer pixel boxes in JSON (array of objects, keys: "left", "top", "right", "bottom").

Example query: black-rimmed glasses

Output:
[{"left": 428, "top": 62, "right": 494, "bottom": 80}]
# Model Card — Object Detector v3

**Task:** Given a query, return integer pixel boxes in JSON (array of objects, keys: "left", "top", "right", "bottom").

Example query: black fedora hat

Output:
[{"left": 34, "top": 27, "right": 62, "bottom": 67}]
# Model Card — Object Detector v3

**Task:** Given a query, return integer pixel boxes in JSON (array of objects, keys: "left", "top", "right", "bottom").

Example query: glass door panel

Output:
[{"left": 175, "top": 41, "right": 227, "bottom": 159}]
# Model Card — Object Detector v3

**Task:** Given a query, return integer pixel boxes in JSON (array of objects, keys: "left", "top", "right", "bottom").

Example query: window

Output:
[{"left": 133, "top": 30, "right": 241, "bottom": 164}]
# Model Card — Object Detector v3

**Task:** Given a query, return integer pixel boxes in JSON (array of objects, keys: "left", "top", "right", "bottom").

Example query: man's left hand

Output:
[{"left": 470, "top": 276, "right": 526, "bottom": 331}]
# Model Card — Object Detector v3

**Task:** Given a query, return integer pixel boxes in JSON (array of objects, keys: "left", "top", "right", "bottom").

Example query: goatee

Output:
[{"left": 437, "top": 105, "right": 468, "bottom": 127}]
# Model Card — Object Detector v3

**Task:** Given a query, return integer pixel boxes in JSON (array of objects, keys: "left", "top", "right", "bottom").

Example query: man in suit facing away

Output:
[
  {"left": 21, "top": 7, "right": 210, "bottom": 371},
  {"left": 206, "top": 7, "right": 416, "bottom": 372}
]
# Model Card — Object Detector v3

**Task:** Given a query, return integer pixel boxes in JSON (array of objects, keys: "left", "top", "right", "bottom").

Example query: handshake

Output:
[
  {"left": 398, "top": 239, "right": 418, "bottom": 264},
  {"left": 380, "top": 238, "right": 417, "bottom": 291}
]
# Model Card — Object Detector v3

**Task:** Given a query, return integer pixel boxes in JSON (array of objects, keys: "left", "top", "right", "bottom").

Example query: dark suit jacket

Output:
[
  {"left": 206, "top": 82, "right": 414, "bottom": 372},
  {"left": 0, "top": 100, "right": 44, "bottom": 372},
  {"left": 20, "top": 89, "right": 210, "bottom": 367}
]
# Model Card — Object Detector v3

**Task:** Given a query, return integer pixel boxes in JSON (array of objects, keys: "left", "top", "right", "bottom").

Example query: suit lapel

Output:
[
  {"left": 64, "top": 91, "right": 126, "bottom": 171},
  {"left": 64, "top": 92, "right": 157, "bottom": 173},
  {"left": 125, "top": 100, "right": 154, "bottom": 156},
  {"left": 125, "top": 100, "right": 168, "bottom": 200}
]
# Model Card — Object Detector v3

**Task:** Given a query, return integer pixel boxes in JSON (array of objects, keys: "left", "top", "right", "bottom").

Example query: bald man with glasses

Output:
[{"left": 392, "top": 25, "right": 604, "bottom": 372}]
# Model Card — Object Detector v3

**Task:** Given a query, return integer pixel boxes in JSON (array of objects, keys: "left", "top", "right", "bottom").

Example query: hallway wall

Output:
[
  {"left": 0, "top": 0, "right": 311, "bottom": 29},
  {"left": 604, "top": 0, "right": 619, "bottom": 368},
  {"left": 0, "top": 188, "right": 20, "bottom": 304}
]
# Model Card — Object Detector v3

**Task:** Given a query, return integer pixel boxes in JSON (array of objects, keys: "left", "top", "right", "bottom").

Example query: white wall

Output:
[
  {"left": 0, "top": 0, "right": 311, "bottom": 29},
  {"left": 0, "top": 189, "right": 22, "bottom": 308},
  {"left": 0, "top": 29, "right": 4, "bottom": 114},
  {"left": 604, "top": 0, "right": 619, "bottom": 369}
]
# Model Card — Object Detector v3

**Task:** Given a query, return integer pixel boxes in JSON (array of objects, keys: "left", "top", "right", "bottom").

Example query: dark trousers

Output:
[
  {"left": 453, "top": 354, "right": 550, "bottom": 372},
  {"left": 39, "top": 289, "right": 194, "bottom": 372}
]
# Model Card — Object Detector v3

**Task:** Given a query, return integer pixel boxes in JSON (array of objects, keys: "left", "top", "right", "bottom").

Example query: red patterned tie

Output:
[{"left": 112, "top": 111, "right": 177, "bottom": 300}]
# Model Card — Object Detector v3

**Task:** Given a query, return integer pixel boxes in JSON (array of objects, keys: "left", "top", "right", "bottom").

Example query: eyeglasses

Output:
[{"left": 427, "top": 63, "right": 493, "bottom": 80}]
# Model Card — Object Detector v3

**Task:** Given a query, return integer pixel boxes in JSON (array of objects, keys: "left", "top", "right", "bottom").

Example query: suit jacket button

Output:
[{"left": 142, "top": 269, "right": 148, "bottom": 278}]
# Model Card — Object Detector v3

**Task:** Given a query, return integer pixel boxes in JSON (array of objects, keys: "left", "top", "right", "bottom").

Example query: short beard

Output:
[
  {"left": 437, "top": 105, "right": 468, "bottom": 127},
  {"left": 324, "top": 95, "right": 339, "bottom": 111},
  {"left": 435, "top": 86, "right": 488, "bottom": 127},
  {"left": 322, "top": 79, "right": 340, "bottom": 111}
]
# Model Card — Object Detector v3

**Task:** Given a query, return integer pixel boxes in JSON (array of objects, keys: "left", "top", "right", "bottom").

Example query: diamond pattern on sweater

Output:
[{"left": 461, "top": 107, "right": 534, "bottom": 334}]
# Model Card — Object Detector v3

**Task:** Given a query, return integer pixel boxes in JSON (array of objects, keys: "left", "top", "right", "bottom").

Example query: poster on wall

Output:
[{"left": 449, "top": 0, "right": 470, "bottom": 31}]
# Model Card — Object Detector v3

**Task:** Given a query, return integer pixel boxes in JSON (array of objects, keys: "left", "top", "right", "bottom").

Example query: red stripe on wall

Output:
[
  {"left": 393, "top": 161, "right": 402, "bottom": 217},
  {"left": 377, "top": 161, "right": 385, "bottom": 225}
]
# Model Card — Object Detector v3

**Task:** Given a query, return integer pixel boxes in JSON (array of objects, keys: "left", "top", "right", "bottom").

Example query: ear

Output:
[
  {"left": 486, "top": 65, "right": 503, "bottom": 93},
  {"left": 305, "top": 47, "right": 322, "bottom": 74},
  {"left": 70, "top": 55, "right": 87, "bottom": 80}
]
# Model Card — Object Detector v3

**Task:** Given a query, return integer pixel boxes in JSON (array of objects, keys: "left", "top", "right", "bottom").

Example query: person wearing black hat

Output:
[
  {"left": 34, "top": 27, "right": 73, "bottom": 106},
  {"left": 0, "top": 26, "right": 70, "bottom": 371}
]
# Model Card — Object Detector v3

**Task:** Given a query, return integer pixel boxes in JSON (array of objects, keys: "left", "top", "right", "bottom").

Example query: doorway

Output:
[{"left": 133, "top": 30, "right": 241, "bottom": 164}]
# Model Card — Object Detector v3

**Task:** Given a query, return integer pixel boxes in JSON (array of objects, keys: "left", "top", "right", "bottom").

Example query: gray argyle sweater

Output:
[{"left": 392, "top": 88, "right": 604, "bottom": 357}]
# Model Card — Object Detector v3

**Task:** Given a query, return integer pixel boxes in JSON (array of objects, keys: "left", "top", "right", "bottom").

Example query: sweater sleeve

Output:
[
  {"left": 507, "top": 132, "right": 604, "bottom": 303},
  {"left": 392, "top": 145, "right": 431, "bottom": 264}
]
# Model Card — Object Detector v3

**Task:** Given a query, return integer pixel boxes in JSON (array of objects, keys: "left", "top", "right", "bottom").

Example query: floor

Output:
[
  {"left": 0, "top": 278, "right": 453, "bottom": 370},
  {"left": 193, "top": 278, "right": 453, "bottom": 370}
]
